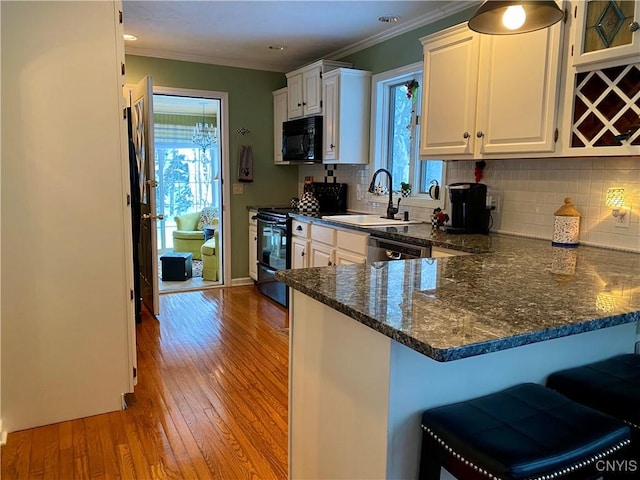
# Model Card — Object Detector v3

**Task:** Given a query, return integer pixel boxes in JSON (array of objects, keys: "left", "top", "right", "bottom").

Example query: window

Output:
[{"left": 370, "top": 62, "right": 445, "bottom": 207}]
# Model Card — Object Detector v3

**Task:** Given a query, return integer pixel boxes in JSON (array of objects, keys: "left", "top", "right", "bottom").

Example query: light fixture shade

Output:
[
  {"left": 468, "top": 1, "right": 564, "bottom": 35},
  {"left": 606, "top": 187, "right": 626, "bottom": 208}
]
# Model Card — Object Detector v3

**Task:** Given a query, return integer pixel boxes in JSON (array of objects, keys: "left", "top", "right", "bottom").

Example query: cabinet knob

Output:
[
  {"left": 462, "top": 132, "right": 470, "bottom": 139},
  {"left": 301, "top": 251, "right": 305, "bottom": 257},
  {"left": 629, "top": 21, "right": 639, "bottom": 32},
  {"left": 330, "top": 144, "right": 335, "bottom": 149},
  {"left": 302, "top": 102, "right": 306, "bottom": 106},
  {"left": 296, "top": 225, "right": 302, "bottom": 231},
  {"left": 328, "top": 260, "right": 332, "bottom": 266},
  {"left": 476, "top": 131, "right": 484, "bottom": 138},
  {"left": 297, "top": 103, "right": 302, "bottom": 107},
  {"left": 254, "top": 236, "right": 257, "bottom": 241}
]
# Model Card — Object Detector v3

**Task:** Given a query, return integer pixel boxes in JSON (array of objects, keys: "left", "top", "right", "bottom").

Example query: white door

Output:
[{"left": 131, "top": 76, "right": 160, "bottom": 316}]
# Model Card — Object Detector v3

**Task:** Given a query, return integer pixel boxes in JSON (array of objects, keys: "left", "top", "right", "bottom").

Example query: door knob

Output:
[
  {"left": 145, "top": 179, "right": 158, "bottom": 188},
  {"left": 142, "top": 213, "right": 164, "bottom": 220}
]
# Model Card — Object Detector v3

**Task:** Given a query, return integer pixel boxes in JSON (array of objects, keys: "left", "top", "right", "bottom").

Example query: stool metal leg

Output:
[{"left": 419, "top": 431, "right": 442, "bottom": 480}]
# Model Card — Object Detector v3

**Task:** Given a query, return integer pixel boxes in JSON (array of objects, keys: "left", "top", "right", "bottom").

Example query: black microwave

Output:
[{"left": 282, "top": 116, "right": 323, "bottom": 163}]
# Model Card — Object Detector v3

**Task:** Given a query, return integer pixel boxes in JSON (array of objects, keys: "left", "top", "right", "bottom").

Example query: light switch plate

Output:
[{"left": 233, "top": 183, "right": 244, "bottom": 195}]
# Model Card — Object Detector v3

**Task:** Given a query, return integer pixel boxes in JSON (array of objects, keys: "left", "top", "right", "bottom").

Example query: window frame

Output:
[{"left": 369, "top": 62, "right": 445, "bottom": 209}]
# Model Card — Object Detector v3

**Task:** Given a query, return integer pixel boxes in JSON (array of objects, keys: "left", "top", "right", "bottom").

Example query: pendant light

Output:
[{"left": 468, "top": 1, "right": 564, "bottom": 35}]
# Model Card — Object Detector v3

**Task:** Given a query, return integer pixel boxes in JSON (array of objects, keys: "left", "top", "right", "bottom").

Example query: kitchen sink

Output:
[{"left": 321, "top": 214, "right": 423, "bottom": 226}]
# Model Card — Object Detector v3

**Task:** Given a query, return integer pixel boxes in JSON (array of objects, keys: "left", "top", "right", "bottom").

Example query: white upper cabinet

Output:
[
  {"left": 272, "top": 87, "right": 289, "bottom": 165},
  {"left": 419, "top": 20, "right": 563, "bottom": 159},
  {"left": 322, "top": 68, "right": 372, "bottom": 164},
  {"left": 286, "top": 60, "right": 351, "bottom": 119},
  {"left": 420, "top": 26, "right": 480, "bottom": 156},
  {"left": 571, "top": 0, "right": 640, "bottom": 69}
]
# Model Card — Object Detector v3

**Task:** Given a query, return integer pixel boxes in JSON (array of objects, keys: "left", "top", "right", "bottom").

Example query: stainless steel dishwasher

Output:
[{"left": 367, "top": 235, "right": 431, "bottom": 262}]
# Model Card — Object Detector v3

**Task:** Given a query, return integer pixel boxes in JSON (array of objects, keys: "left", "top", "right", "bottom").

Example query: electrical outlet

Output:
[
  {"left": 232, "top": 183, "right": 244, "bottom": 195},
  {"left": 614, "top": 206, "right": 631, "bottom": 228}
]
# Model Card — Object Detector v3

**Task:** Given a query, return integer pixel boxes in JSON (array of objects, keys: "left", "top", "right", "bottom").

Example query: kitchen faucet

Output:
[{"left": 368, "top": 168, "right": 400, "bottom": 219}]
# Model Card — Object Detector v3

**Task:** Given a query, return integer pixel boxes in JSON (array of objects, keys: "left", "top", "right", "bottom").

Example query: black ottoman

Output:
[
  {"left": 160, "top": 252, "right": 193, "bottom": 281},
  {"left": 420, "top": 383, "right": 631, "bottom": 480},
  {"left": 547, "top": 354, "right": 640, "bottom": 459}
]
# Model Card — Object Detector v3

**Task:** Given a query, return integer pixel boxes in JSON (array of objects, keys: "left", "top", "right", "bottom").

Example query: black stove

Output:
[{"left": 254, "top": 183, "right": 348, "bottom": 308}]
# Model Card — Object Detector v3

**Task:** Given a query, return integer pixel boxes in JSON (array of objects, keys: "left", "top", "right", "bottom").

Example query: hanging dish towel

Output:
[{"left": 238, "top": 145, "right": 254, "bottom": 182}]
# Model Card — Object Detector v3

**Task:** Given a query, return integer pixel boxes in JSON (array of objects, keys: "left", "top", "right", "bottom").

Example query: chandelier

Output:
[{"left": 192, "top": 105, "right": 216, "bottom": 151}]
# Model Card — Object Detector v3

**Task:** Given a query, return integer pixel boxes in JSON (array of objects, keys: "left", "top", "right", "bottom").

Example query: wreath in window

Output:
[{"left": 405, "top": 79, "right": 419, "bottom": 103}]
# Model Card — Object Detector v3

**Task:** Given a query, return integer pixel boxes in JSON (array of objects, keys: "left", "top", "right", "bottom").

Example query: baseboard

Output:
[{"left": 231, "top": 277, "right": 255, "bottom": 286}]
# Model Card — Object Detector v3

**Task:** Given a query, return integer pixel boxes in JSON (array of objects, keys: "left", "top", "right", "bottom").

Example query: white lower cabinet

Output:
[
  {"left": 335, "top": 229, "right": 367, "bottom": 265},
  {"left": 292, "top": 237, "right": 309, "bottom": 269},
  {"left": 292, "top": 219, "right": 310, "bottom": 269},
  {"left": 293, "top": 220, "right": 368, "bottom": 268},
  {"left": 310, "top": 224, "right": 336, "bottom": 267}
]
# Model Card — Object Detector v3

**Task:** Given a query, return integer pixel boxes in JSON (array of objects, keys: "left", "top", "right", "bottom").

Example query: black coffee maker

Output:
[{"left": 446, "top": 182, "right": 489, "bottom": 234}]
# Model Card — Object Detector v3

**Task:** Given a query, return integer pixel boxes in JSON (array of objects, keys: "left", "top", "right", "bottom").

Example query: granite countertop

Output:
[
  {"left": 276, "top": 233, "right": 640, "bottom": 362},
  {"left": 289, "top": 212, "right": 495, "bottom": 253}
]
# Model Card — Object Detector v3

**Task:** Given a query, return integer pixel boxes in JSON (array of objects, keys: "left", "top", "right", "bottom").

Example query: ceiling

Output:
[{"left": 122, "top": 1, "right": 478, "bottom": 73}]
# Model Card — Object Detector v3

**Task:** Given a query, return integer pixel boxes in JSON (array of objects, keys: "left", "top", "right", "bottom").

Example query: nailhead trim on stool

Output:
[{"left": 421, "top": 424, "right": 630, "bottom": 480}]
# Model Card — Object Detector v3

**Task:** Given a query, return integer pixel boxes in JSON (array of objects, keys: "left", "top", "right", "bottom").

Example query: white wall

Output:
[
  {"left": 1, "top": 1, "right": 133, "bottom": 431},
  {"left": 299, "top": 156, "right": 640, "bottom": 252}
]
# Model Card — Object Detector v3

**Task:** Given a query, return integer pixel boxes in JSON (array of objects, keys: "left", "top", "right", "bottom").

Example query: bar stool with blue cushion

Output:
[
  {"left": 547, "top": 354, "right": 640, "bottom": 458},
  {"left": 420, "top": 383, "right": 631, "bottom": 480}
]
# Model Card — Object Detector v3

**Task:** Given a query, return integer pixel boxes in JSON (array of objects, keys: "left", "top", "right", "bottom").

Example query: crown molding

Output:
[
  {"left": 124, "top": 47, "right": 291, "bottom": 73},
  {"left": 323, "top": 1, "right": 480, "bottom": 61},
  {"left": 125, "top": 2, "right": 480, "bottom": 73}
]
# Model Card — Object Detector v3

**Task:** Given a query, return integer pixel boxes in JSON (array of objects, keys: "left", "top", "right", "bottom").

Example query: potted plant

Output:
[{"left": 400, "top": 182, "right": 412, "bottom": 197}]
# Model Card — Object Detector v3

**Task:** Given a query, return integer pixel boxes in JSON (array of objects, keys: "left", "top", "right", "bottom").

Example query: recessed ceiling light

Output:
[
  {"left": 268, "top": 45, "right": 287, "bottom": 51},
  {"left": 378, "top": 15, "right": 399, "bottom": 23},
  {"left": 123, "top": 34, "right": 138, "bottom": 41}
]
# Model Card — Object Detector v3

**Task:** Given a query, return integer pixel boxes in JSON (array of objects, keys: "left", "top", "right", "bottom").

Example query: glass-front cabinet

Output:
[{"left": 573, "top": 0, "right": 640, "bottom": 68}]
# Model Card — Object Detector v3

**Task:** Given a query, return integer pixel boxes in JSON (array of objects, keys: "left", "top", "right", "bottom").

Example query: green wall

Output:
[
  {"left": 125, "top": 55, "right": 298, "bottom": 279},
  {"left": 338, "top": 6, "right": 476, "bottom": 73}
]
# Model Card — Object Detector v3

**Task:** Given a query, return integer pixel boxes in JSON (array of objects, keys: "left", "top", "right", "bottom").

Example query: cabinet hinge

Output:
[
  {"left": 320, "top": 71, "right": 323, "bottom": 78},
  {"left": 574, "top": 6, "right": 577, "bottom": 18},
  {"left": 571, "top": 44, "right": 574, "bottom": 57},
  {"left": 133, "top": 367, "right": 137, "bottom": 379},
  {"left": 320, "top": 100, "right": 323, "bottom": 108},
  {"left": 563, "top": 8, "right": 568, "bottom": 23},
  {"left": 554, "top": 128, "right": 559, "bottom": 143},
  {"left": 415, "top": 115, "right": 420, "bottom": 125},
  {"left": 123, "top": 107, "right": 127, "bottom": 119},
  {"left": 126, "top": 193, "right": 131, "bottom": 206},
  {"left": 121, "top": 63, "right": 126, "bottom": 76},
  {"left": 119, "top": 10, "right": 123, "bottom": 23},
  {"left": 130, "top": 289, "right": 134, "bottom": 300}
]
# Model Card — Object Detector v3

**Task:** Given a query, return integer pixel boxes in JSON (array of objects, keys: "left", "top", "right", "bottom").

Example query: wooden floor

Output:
[{"left": 1, "top": 286, "right": 289, "bottom": 479}]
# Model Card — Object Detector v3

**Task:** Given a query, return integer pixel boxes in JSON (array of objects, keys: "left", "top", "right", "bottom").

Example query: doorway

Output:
[{"left": 153, "top": 88, "right": 230, "bottom": 292}]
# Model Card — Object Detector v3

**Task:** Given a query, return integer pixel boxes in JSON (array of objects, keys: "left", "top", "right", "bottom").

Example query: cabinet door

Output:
[
  {"left": 420, "top": 26, "right": 480, "bottom": 156},
  {"left": 573, "top": 0, "right": 640, "bottom": 68},
  {"left": 476, "top": 22, "right": 562, "bottom": 154},
  {"left": 310, "top": 242, "right": 334, "bottom": 267},
  {"left": 287, "top": 72, "right": 304, "bottom": 119},
  {"left": 303, "top": 65, "right": 323, "bottom": 115},
  {"left": 335, "top": 250, "right": 366, "bottom": 265},
  {"left": 273, "top": 88, "right": 289, "bottom": 164},
  {"left": 249, "top": 224, "right": 257, "bottom": 280},
  {"left": 292, "top": 237, "right": 309, "bottom": 269},
  {"left": 323, "top": 72, "right": 339, "bottom": 160}
]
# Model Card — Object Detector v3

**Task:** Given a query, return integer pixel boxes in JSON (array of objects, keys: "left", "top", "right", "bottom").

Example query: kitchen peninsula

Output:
[{"left": 276, "top": 232, "right": 640, "bottom": 479}]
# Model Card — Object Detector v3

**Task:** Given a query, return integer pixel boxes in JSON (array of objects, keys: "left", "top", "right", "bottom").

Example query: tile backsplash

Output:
[{"left": 299, "top": 157, "right": 640, "bottom": 252}]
